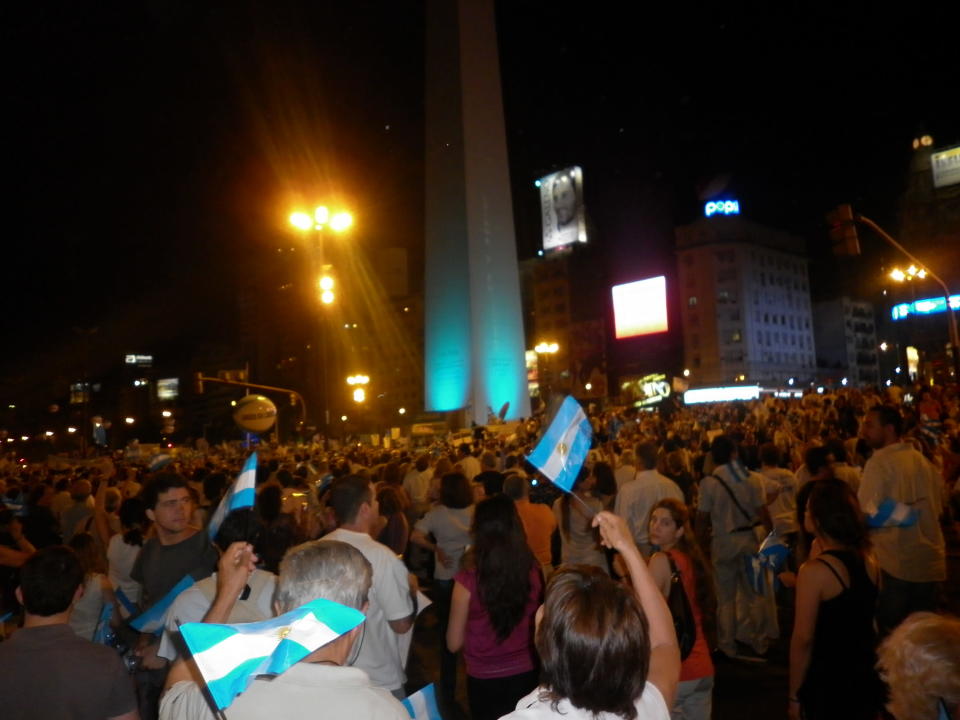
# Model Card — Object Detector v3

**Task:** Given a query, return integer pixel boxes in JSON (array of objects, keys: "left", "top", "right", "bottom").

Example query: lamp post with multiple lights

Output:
[{"left": 289, "top": 206, "right": 353, "bottom": 431}]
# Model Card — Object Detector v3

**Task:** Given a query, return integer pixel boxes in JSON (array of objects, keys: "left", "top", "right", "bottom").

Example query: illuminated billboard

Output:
[
  {"left": 157, "top": 378, "right": 179, "bottom": 401},
  {"left": 684, "top": 385, "right": 760, "bottom": 404},
  {"left": 932, "top": 146, "right": 960, "bottom": 189},
  {"left": 537, "top": 166, "right": 586, "bottom": 251},
  {"left": 704, "top": 199, "right": 740, "bottom": 217},
  {"left": 612, "top": 276, "right": 668, "bottom": 339},
  {"left": 891, "top": 294, "right": 960, "bottom": 320}
]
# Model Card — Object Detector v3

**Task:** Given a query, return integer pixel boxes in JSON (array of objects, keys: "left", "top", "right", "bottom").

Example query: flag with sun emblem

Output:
[
  {"left": 178, "top": 598, "right": 365, "bottom": 711},
  {"left": 526, "top": 395, "right": 593, "bottom": 493}
]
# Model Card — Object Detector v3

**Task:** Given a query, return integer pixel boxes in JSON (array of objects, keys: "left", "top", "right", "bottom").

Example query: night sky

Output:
[{"left": 4, "top": 1, "right": 957, "bottom": 380}]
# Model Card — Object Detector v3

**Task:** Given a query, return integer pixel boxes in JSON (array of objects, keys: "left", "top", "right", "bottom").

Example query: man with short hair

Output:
[
  {"left": 0, "top": 546, "right": 139, "bottom": 720},
  {"left": 474, "top": 451, "right": 505, "bottom": 498},
  {"left": 131, "top": 473, "right": 219, "bottom": 718},
  {"left": 159, "top": 540, "right": 409, "bottom": 719},
  {"left": 614, "top": 449, "right": 637, "bottom": 489},
  {"left": 859, "top": 405, "right": 946, "bottom": 635},
  {"left": 504, "top": 475, "right": 557, "bottom": 575},
  {"left": 697, "top": 435, "right": 771, "bottom": 661},
  {"left": 324, "top": 475, "right": 416, "bottom": 698},
  {"left": 614, "top": 442, "right": 683, "bottom": 557},
  {"left": 456, "top": 444, "right": 481, "bottom": 482},
  {"left": 60, "top": 478, "right": 94, "bottom": 543}
]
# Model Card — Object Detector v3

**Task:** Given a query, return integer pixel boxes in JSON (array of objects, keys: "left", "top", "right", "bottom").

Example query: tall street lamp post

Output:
[{"left": 290, "top": 206, "right": 353, "bottom": 432}]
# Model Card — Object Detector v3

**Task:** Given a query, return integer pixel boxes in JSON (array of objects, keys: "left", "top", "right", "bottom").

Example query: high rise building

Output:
[
  {"left": 675, "top": 214, "right": 816, "bottom": 386},
  {"left": 812, "top": 297, "right": 880, "bottom": 386}
]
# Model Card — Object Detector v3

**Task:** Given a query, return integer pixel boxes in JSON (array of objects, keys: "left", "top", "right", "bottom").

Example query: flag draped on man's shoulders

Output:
[
  {"left": 207, "top": 452, "right": 258, "bottom": 541},
  {"left": 178, "top": 598, "right": 365, "bottom": 712},
  {"left": 129, "top": 574, "right": 196, "bottom": 634},
  {"left": 864, "top": 497, "right": 919, "bottom": 528},
  {"left": 526, "top": 395, "right": 593, "bottom": 493}
]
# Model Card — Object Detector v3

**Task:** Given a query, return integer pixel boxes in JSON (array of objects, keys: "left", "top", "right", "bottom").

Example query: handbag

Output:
[{"left": 665, "top": 551, "right": 696, "bottom": 660}]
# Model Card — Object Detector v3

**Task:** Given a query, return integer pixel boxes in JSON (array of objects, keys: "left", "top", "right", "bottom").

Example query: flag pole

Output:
[{"left": 175, "top": 617, "right": 230, "bottom": 720}]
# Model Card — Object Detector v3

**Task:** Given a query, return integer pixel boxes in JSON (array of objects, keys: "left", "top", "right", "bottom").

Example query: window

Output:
[
  {"left": 732, "top": 330, "right": 742, "bottom": 343},
  {"left": 688, "top": 296, "right": 698, "bottom": 306}
]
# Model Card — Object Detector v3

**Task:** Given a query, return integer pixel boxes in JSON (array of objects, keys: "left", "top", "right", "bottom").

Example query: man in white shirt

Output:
[
  {"left": 614, "top": 442, "right": 683, "bottom": 558},
  {"left": 324, "top": 475, "right": 417, "bottom": 697},
  {"left": 614, "top": 450, "right": 637, "bottom": 490},
  {"left": 159, "top": 540, "right": 409, "bottom": 720},
  {"left": 697, "top": 436, "right": 771, "bottom": 660},
  {"left": 758, "top": 443, "right": 798, "bottom": 540},
  {"left": 859, "top": 405, "right": 946, "bottom": 635},
  {"left": 456, "top": 445, "right": 481, "bottom": 482}
]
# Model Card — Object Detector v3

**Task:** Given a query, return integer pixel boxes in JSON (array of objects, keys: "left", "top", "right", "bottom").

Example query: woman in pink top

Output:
[
  {"left": 447, "top": 494, "right": 543, "bottom": 720},
  {"left": 648, "top": 498, "right": 716, "bottom": 720}
]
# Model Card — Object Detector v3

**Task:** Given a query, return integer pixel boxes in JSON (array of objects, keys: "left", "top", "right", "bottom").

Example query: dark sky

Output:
[{"left": 4, "top": 1, "right": 958, "bottom": 373}]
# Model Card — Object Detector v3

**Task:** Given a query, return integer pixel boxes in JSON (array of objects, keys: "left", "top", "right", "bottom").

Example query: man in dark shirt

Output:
[
  {"left": 0, "top": 546, "right": 138, "bottom": 720},
  {"left": 131, "top": 472, "right": 218, "bottom": 719}
]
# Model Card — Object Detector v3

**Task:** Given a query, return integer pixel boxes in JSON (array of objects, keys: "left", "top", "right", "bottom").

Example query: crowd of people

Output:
[{"left": 0, "top": 382, "right": 959, "bottom": 720}]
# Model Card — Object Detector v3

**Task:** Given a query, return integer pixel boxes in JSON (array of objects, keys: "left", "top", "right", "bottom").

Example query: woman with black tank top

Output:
[{"left": 788, "top": 478, "right": 885, "bottom": 720}]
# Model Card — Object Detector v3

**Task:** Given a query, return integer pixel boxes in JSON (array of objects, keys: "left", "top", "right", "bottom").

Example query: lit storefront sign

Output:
[
  {"left": 684, "top": 385, "right": 760, "bottom": 404},
  {"left": 704, "top": 199, "right": 740, "bottom": 217},
  {"left": 891, "top": 294, "right": 960, "bottom": 320}
]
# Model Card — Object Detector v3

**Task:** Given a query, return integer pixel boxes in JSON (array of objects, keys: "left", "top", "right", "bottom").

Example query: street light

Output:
[
  {"left": 535, "top": 341, "right": 559, "bottom": 354},
  {"left": 879, "top": 342, "right": 889, "bottom": 352},
  {"left": 124, "top": 417, "right": 135, "bottom": 425},
  {"left": 161, "top": 410, "right": 172, "bottom": 418},
  {"left": 289, "top": 204, "right": 355, "bottom": 431},
  {"left": 67, "top": 427, "right": 77, "bottom": 433},
  {"left": 398, "top": 407, "right": 406, "bottom": 415},
  {"left": 353, "top": 388, "right": 366, "bottom": 403}
]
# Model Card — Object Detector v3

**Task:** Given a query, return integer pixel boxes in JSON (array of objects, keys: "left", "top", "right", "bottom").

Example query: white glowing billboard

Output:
[
  {"left": 538, "top": 166, "right": 586, "bottom": 251},
  {"left": 612, "top": 276, "right": 669, "bottom": 339},
  {"left": 932, "top": 145, "right": 960, "bottom": 189},
  {"left": 684, "top": 385, "right": 761, "bottom": 404}
]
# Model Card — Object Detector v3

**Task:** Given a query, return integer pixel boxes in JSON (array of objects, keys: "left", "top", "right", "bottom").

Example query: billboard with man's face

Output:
[{"left": 539, "top": 166, "right": 586, "bottom": 251}]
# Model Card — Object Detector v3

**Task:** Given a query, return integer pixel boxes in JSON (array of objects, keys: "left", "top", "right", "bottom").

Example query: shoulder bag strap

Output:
[{"left": 706, "top": 473, "right": 755, "bottom": 525}]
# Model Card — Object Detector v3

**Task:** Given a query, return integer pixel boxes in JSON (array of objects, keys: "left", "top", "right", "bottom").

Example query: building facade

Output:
[
  {"left": 812, "top": 297, "right": 880, "bottom": 386},
  {"left": 676, "top": 215, "right": 816, "bottom": 387}
]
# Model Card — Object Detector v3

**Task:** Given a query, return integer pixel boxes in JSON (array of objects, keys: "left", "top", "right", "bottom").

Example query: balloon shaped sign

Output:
[{"left": 233, "top": 395, "right": 277, "bottom": 434}]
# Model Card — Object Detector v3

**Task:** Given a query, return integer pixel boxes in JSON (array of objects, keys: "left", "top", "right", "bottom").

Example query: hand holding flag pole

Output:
[{"left": 526, "top": 395, "right": 595, "bottom": 517}]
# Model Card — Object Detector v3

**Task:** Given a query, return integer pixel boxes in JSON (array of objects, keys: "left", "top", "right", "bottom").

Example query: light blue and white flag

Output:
[
  {"left": 865, "top": 498, "right": 919, "bottom": 528},
  {"left": 129, "top": 574, "right": 195, "bottom": 635},
  {"left": 115, "top": 587, "right": 138, "bottom": 617},
  {"left": 179, "top": 597, "right": 365, "bottom": 711},
  {"left": 402, "top": 683, "right": 443, "bottom": 720},
  {"left": 526, "top": 395, "right": 593, "bottom": 493},
  {"left": 92, "top": 602, "right": 114, "bottom": 645},
  {"left": 207, "top": 452, "right": 258, "bottom": 540},
  {"left": 147, "top": 453, "right": 174, "bottom": 472},
  {"left": 746, "top": 530, "right": 790, "bottom": 595}
]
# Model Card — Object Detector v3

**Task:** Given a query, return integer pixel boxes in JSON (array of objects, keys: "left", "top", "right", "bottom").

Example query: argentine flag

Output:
[
  {"left": 130, "top": 574, "right": 195, "bottom": 635},
  {"left": 526, "top": 395, "right": 593, "bottom": 493},
  {"left": 865, "top": 498, "right": 919, "bottom": 528},
  {"left": 207, "top": 452, "right": 258, "bottom": 541},
  {"left": 402, "top": 683, "right": 443, "bottom": 720},
  {"left": 179, "top": 598, "right": 365, "bottom": 711}
]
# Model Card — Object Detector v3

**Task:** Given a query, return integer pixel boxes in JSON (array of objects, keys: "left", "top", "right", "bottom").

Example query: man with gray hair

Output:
[{"left": 159, "top": 540, "right": 409, "bottom": 719}]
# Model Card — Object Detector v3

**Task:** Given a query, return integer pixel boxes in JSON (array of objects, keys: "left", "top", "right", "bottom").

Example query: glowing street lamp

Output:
[
  {"left": 124, "top": 417, "right": 135, "bottom": 425},
  {"left": 879, "top": 342, "right": 889, "bottom": 352},
  {"left": 352, "top": 388, "right": 366, "bottom": 403},
  {"left": 67, "top": 427, "right": 77, "bottom": 433},
  {"left": 161, "top": 410, "right": 172, "bottom": 418},
  {"left": 398, "top": 407, "right": 406, "bottom": 415},
  {"left": 534, "top": 341, "right": 559, "bottom": 354}
]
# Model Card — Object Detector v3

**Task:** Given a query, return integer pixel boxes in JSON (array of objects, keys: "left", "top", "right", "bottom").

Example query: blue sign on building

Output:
[{"left": 704, "top": 200, "right": 740, "bottom": 217}]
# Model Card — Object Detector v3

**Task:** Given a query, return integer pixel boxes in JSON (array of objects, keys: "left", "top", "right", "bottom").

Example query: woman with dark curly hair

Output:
[{"left": 446, "top": 493, "right": 543, "bottom": 720}]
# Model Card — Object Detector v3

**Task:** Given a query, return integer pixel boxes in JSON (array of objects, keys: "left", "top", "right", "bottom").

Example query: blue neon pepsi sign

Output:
[
  {"left": 891, "top": 294, "right": 960, "bottom": 320},
  {"left": 704, "top": 199, "right": 740, "bottom": 217}
]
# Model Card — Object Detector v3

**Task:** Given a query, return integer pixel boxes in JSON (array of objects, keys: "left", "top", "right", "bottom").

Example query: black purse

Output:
[{"left": 665, "top": 551, "right": 696, "bottom": 660}]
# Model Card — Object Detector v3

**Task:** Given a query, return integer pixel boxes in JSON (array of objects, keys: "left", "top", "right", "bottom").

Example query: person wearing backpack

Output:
[{"left": 648, "top": 498, "right": 716, "bottom": 720}]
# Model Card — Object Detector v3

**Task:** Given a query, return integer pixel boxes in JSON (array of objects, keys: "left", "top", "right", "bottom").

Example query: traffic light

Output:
[
  {"left": 194, "top": 372, "right": 204, "bottom": 394},
  {"left": 827, "top": 204, "right": 860, "bottom": 256}
]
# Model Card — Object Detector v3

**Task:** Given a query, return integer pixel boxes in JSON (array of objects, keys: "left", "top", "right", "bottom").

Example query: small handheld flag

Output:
[
  {"left": 92, "top": 603, "right": 115, "bottom": 645},
  {"left": 402, "top": 683, "right": 443, "bottom": 720},
  {"left": 147, "top": 453, "right": 174, "bottom": 473},
  {"left": 865, "top": 498, "right": 919, "bottom": 528},
  {"left": 129, "top": 574, "right": 196, "bottom": 635},
  {"left": 526, "top": 395, "right": 593, "bottom": 494},
  {"left": 179, "top": 598, "right": 365, "bottom": 711},
  {"left": 207, "top": 452, "right": 258, "bottom": 541}
]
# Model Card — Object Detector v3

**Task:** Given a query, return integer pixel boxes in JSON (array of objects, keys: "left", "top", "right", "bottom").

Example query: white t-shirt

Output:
[
  {"left": 760, "top": 466, "right": 799, "bottom": 536},
  {"left": 69, "top": 573, "right": 107, "bottom": 641},
  {"left": 414, "top": 505, "right": 473, "bottom": 581},
  {"left": 502, "top": 682, "right": 670, "bottom": 720},
  {"left": 107, "top": 533, "right": 142, "bottom": 608},
  {"left": 323, "top": 528, "right": 414, "bottom": 691},
  {"left": 160, "top": 664, "right": 409, "bottom": 720},
  {"left": 158, "top": 569, "right": 277, "bottom": 661}
]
